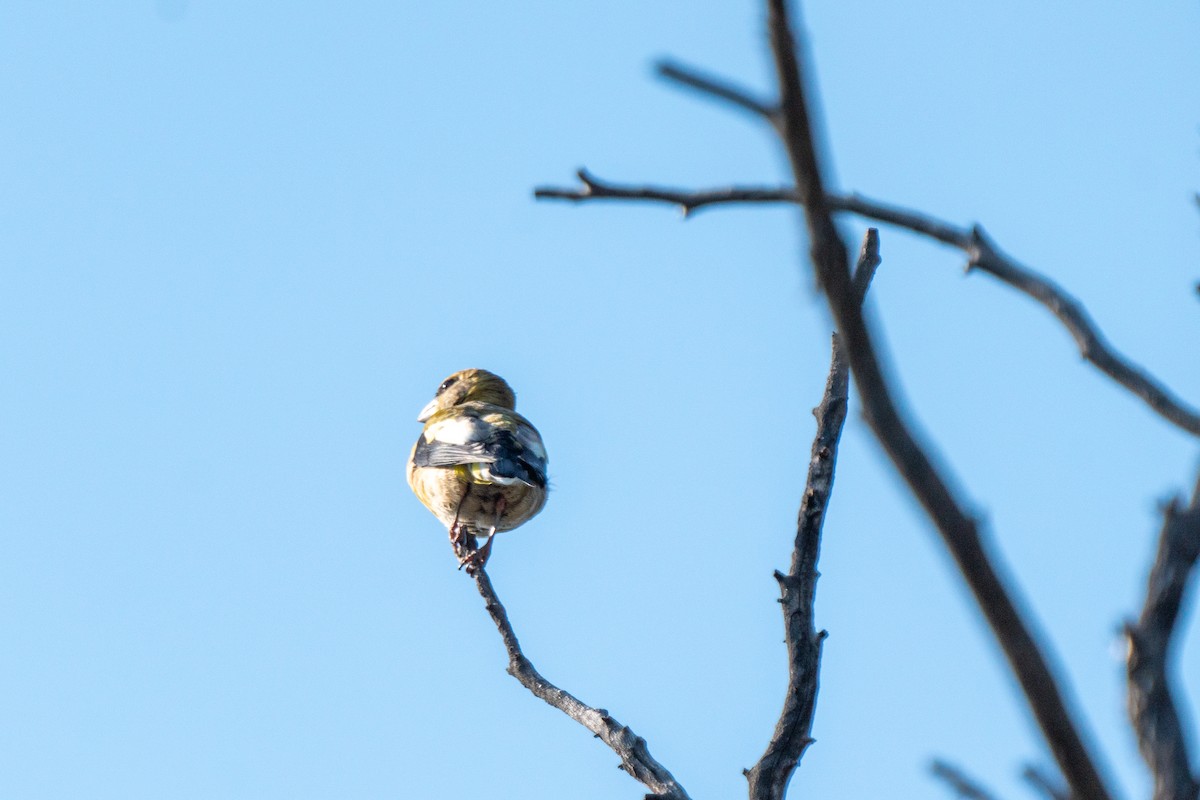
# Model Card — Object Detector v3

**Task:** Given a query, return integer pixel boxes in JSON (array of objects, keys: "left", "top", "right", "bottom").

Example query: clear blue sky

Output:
[{"left": 2, "top": 2, "right": 1199, "bottom": 799}]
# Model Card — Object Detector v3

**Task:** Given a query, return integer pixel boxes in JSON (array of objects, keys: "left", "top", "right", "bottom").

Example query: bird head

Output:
[{"left": 417, "top": 369, "right": 517, "bottom": 422}]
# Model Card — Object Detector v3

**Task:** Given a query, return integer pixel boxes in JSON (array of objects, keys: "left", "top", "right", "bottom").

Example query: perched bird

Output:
[{"left": 407, "top": 369, "right": 548, "bottom": 573}]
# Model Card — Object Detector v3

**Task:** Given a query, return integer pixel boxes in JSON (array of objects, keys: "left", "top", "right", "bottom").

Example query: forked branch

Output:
[
  {"left": 530, "top": 3, "right": 1198, "bottom": 799},
  {"left": 472, "top": 569, "right": 691, "bottom": 800},
  {"left": 534, "top": 174, "right": 1200, "bottom": 438},
  {"left": 763, "top": 2, "right": 1114, "bottom": 799}
]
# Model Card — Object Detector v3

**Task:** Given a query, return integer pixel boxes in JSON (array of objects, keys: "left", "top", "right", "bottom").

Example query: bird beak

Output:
[{"left": 417, "top": 398, "right": 440, "bottom": 423}]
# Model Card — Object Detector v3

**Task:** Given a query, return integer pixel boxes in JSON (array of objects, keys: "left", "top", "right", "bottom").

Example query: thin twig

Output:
[
  {"left": 1021, "top": 764, "right": 1071, "bottom": 800},
  {"left": 533, "top": 171, "right": 793, "bottom": 219},
  {"left": 533, "top": 174, "right": 1200, "bottom": 438},
  {"left": 745, "top": 229, "right": 880, "bottom": 800},
  {"left": 930, "top": 759, "right": 1004, "bottom": 800},
  {"left": 472, "top": 569, "right": 691, "bottom": 800},
  {"left": 959, "top": 225, "right": 1200, "bottom": 439},
  {"left": 850, "top": 229, "right": 881, "bottom": 306},
  {"left": 1125, "top": 472, "right": 1200, "bottom": 800},
  {"left": 656, "top": 59, "right": 778, "bottom": 123},
  {"left": 762, "top": 2, "right": 1115, "bottom": 800},
  {"left": 533, "top": 174, "right": 791, "bottom": 213}
]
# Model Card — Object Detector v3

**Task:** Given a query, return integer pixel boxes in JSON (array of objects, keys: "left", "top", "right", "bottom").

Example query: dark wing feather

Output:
[
  {"left": 411, "top": 439, "right": 493, "bottom": 468},
  {"left": 490, "top": 437, "right": 548, "bottom": 488},
  {"left": 413, "top": 429, "right": 547, "bottom": 488}
]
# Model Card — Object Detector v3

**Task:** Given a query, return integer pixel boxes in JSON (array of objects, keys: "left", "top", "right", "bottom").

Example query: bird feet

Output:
[
  {"left": 449, "top": 522, "right": 475, "bottom": 562},
  {"left": 449, "top": 524, "right": 493, "bottom": 576},
  {"left": 460, "top": 535, "right": 494, "bottom": 576}
]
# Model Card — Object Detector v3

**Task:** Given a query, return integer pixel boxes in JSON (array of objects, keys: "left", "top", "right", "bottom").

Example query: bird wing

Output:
[{"left": 412, "top": 405, "right": 547, "bottom": 488}]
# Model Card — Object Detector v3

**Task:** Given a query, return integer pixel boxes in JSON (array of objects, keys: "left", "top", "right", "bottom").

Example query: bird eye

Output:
[{"left": 436, "top": 377, "right": 457, "bottom": 395}]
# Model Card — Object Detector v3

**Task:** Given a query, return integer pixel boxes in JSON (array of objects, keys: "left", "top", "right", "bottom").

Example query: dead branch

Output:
[
  {"left": 471, "top": 569, "right": 691, "bottom": 800},
  {"left": 529, "top": 2, "right": 1200, "bottom": 799},
  {"left": 761, "top": 2, "right": 1114, "bottom": 799},
  {"left": 850, "top": 229, "right": 881, "bottom": 306},
  {"left": 656, "top": 60, "right": 777, "bottom": 124},
  {"left": 533, "top": 170, "right": 795, "bottom": 218},
  {"left": 931, "top": 759, "right": 1004, "bottom": 800},
  {"left": 745, "top": 229, "right": 880, "bottom": 800},
  {"left": 1126, "top": 472, "right": 1200, "bottom": 800},
  {"left": 1021, "top": 764, "right": 1070, "bottom": 800},
  {"left": 534, "top": 172, "right": 1200, "bottom": 438}
]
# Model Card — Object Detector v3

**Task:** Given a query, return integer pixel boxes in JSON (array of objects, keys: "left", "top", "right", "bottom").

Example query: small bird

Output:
[{"left": 407, "top": 369, "right": 548, "bottom": 573}]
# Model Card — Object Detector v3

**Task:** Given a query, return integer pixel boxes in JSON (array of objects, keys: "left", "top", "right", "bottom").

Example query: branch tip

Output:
[
  {"left": 1021, "top": 765, "right": 1070, "bottom": 800},
  {"left": 930, "top": 759, "right": 1002, "bottom": 800},
  {"left": 655, "top": 58, "right": 776, "bottom": 121}
]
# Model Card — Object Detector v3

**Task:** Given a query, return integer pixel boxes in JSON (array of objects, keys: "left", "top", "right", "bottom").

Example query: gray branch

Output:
[
  {"left": 745, "top": 229, "right": 880, "bottom": 800},
  {"left": 530, "top": 4, "right": 1200, "bottom": 800},
  {"left": 761, "top": 2, "right": 1114, "bottom": 799},
  {"left": 533, "top": 175, "right": 1200, "bottom": 438},
  {"left": 930, "top": 759, "right": 1004, "bottom": 800},
  {"left": 471, "top": 569, "right": 691, "bottom": 800},
  {"left": 1125, "top": 472, "right": 1200, "bottom": 800},
  {"left": 534, "top": 170, "right": 794, "bottom": 218},
  {"left": 656, "top": 59, "right": 778, "bottom": 123},
  {"left": 1021, "top": 764, "right": 1071, "bottom": 800},
  {"left": 850, "top": 229, "right": 882, "bottom": 306}
]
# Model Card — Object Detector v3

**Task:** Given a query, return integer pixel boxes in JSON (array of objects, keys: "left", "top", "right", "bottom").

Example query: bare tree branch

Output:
[
  {"left": 471, "top": 569, "right": 691, "bottom": 800},
  {"left": 656, "top": 59, "right": 778, "bottom": 123},
  {"left": 930, "top": 759, "right": 1004, "bottom": 800},
  {"left": 1021, "top": 764, "right": 1071, "bottom": 800},
  {"left": 533, "top": 174, "right": 789, "bottom": 212},
  {"left": 958, "top": 226, "right": 1200, "bottom": 439},
  {"left": 533, "top": 171, "right": 793, "bottom": 219},
  {"left": 745, "top": 229, "right": 880, "bottom": 800},
  {"left": 761, "top": 2, "right": 1115, "bottom": 799},
  {"left": 533, "top": 175, "right": 1200, "bottom": 438},
  {"left": 1125, "top": 472, "right": 1200, "bottom": 800},
  {"left": 533, "top": 5, "right": 1200, "bottom": 800},
  {"left": 850, "top": 228, "right": 882, "bottom": 306}
]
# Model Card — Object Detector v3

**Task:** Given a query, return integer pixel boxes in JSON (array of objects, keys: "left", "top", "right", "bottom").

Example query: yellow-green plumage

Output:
[{"left": 407, "top": 369, "right": 548, "bottom": 569}]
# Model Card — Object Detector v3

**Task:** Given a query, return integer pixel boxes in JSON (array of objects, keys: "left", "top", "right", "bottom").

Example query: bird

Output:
[{"left": 407, "top": 369, "right": 548, "bottom": 574}]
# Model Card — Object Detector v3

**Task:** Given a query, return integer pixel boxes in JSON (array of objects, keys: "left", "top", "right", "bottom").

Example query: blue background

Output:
[{"left": 2, "top": 2, "right": 1198, "bottom": 798}]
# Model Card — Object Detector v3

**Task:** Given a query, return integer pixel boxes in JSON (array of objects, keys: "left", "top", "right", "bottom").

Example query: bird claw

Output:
[
  {"left": 458, "top": 551, "right": 485, "bottom": 576},
  {"left": 449, "top": 524, "right": 476, "bottom": 563},
  {"left": 454, "top": 534, "right": 493, "bottom": 576}
]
